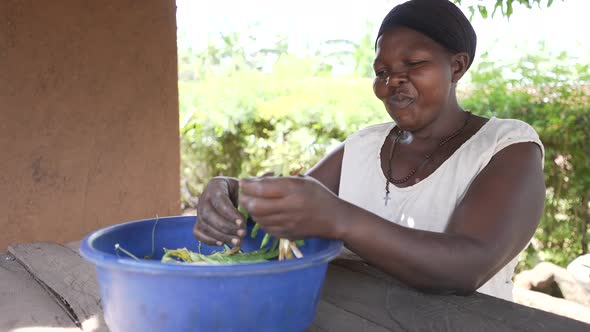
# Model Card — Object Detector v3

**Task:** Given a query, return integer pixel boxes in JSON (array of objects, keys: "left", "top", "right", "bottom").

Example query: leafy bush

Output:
[
  {"left": 180, "top": 48, "right": 590, "bottom": 270},
  {"left": 180, "top": 55, "right": 388, "bottom": 199},
  {"left": 460, "top": 51, "right": 590, "bottom": 270}
]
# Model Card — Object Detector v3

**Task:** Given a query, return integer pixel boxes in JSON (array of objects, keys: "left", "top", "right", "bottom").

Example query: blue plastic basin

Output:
[{"left": 80, "top": 215, "right": 342, "bottom": 332}]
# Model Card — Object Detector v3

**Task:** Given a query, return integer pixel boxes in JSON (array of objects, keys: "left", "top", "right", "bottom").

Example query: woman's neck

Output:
[{"left": 409, "top": 96, "right": 465, "bottom": 141}]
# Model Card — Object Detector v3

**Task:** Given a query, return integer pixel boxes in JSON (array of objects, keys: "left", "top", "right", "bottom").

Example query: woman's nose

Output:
[{"left": 386, "top": 73, "right": 407, "bottom": 88}]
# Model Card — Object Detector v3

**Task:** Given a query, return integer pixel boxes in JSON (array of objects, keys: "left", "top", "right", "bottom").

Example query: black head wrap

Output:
[{"left": 376, "top": 0, "right": 477, "bottom": 69}]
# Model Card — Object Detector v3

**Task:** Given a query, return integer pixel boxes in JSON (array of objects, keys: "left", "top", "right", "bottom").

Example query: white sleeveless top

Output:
[{"left": 339, "top": 117, "right": 544, "bottom": 301}]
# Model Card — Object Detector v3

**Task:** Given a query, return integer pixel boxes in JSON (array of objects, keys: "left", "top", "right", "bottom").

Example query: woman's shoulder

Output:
[
  {"left": 346, "top": 122, "right": 394, "bottom": 142},
  {"left": 481, "top": 116, "right": 544, "bottom": 159},
  {"left": 488, "top": 117, "right": 539, "bottom": 135},
  {"left": 484, "top": 117, "right": 542, "bottom": 146}
]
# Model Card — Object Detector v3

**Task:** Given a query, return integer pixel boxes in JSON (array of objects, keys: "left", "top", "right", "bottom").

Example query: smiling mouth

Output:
[{"left": 387, "top": 94, "right": 415, "bottom": 110}]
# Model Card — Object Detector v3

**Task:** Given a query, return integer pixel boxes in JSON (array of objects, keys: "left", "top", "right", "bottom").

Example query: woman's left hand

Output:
[{"left": 238, "top": 175, "right": 345, "bottom": 240}]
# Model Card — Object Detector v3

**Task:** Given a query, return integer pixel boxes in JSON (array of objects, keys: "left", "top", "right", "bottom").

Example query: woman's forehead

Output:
[
  {"left": 375, "top": 27, "right": 448, "bottom": 57},
  {"left": 375, "top": 0, "right": 476, "bottom": 69}
]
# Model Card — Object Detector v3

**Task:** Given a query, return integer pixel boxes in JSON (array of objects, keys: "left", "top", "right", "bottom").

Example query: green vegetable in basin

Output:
[
  {"left": 161, "top": 246, "right": 281, "bottom": 264},
  {"left": 114, "top": 203, "right": 305, "bottom": 264}
]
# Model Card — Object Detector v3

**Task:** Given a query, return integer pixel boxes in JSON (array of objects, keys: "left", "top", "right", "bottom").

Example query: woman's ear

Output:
[{"left": 450, "top": 52, "right": 470, "bottom": 83}]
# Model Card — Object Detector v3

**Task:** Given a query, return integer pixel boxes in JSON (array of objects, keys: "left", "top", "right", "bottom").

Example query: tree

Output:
[{"left": 453, "top": 0, "right": 563, "bottom": 19}]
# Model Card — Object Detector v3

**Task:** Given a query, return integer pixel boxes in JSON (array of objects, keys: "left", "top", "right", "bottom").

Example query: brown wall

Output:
[{"left": 0, "top": 0, "right": 180, "bottom": 249}]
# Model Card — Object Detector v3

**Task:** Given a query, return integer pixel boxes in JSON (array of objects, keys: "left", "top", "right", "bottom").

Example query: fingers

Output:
[
  {"left": 261, "top": 226, "right": 302, "bottom": 241},
  {"left": 210, "top": 193, "right": 245, "bottom": 232},
  {"left": 193, "top": 178, "right": 246, "bottom": 246},
  {"left": 207, "top": 205, "right": 244, "bottom": 239},
  {"left": 239, "top": 192, "right": 288, "bottom": 218},
  {"left": 260, "top": 226, "right": 283, "bottom": 239},
  {"left": 196, "top": 199, "right": 244, "bottom": 242},
  {"left": 239, "top": 177, "right": 291, "bottom": 198},
  {"left": 192, "top": 226, "right": 222, "bottom": 246},
  {"left": 194, "top": 223, "right": 240, "bottom": 247},
  {"left": 194, "top": 211, "right": 242, "bottom": 246},
  {"left": 249, "top": 212, "right": 292, "bottom": 228}
]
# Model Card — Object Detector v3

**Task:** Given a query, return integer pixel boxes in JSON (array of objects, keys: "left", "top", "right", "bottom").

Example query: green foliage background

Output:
[
  {"left": 453, "top": 0, "right": 562, "bottom": 19},
  {"left": 461, "top": 51, "right": 590, "bottom": 271},
  {"left": 178, "top": 32, "right": 589, "bottom": 271}
]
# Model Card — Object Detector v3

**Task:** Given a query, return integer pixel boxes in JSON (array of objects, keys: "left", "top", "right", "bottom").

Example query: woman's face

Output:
[{"left": 373, "top": 27, "right": 464, "bottom": 131}]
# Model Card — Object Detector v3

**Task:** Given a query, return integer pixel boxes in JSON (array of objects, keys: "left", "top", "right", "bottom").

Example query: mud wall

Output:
[{"left": 0, "top": 0, "right": 180, "bottom": 249}]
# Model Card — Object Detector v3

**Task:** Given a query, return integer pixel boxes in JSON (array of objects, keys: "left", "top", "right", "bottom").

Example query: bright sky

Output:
[{"left": 176, "top": 0, "right": 590, "bottom": 67}]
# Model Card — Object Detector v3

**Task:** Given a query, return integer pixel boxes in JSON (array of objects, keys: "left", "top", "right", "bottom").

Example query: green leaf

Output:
[
  {"left": 468, "top": 6, "right": 475, "bottom": 20},
  {"left": 251, "top": 223, "right": 260, "bottom": 238},
  {"left": 238, "top": 205, "right": 248, "bottom": 218},
  {"left": 162, "top": 246, "right": 281, "bottom": 264},
  {"left": 270, "top": 238, "right": 279, "bottom": 251},
  {"left": 492, "top": 0, "right": 503, "bottom": 17},
  {"left": 478, "top": 5, "right": 488, "bottom": 18},
  {"left": 260, "top": 233, "right": 271, "bottom": 248}
]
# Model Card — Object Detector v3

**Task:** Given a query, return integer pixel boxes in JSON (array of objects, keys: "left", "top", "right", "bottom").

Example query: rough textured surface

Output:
[
  {"left": 0, "top": 0, "right": 180, "bottom": 250},
  {"left": 0, "top": 252, "right": 76, "bottom": 331},
  {"left": 314, "top": 259, "right": 590, "bottom": 331},
  {"left": 10, "top": 243, "right": 590, "bottom": 332},
  {"left": 8, "top": 242, "right": 108, "bottom": 331},
  {"left": 4, "top": 242, "right": 590, "bottom": 332}
]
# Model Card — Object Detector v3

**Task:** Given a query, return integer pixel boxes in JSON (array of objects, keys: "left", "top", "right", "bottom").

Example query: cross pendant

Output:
[{"left": 383, "top": 193, "right": 391, "bottom": 206}]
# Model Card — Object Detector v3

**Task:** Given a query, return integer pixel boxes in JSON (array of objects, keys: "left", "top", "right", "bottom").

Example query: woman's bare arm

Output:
[
  {"left": 337, "top": 142, "right": 545, "bottom": 293},
  {"left": 305, "top": 143, "right": 344, "bottom": 195},
  {"left": 239, "top": 142, "right": 544, "bottom": 294}
]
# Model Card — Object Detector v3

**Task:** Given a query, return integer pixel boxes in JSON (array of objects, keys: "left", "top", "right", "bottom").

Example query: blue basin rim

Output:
[{"left": 80, "top": 215, "right": 344, "bottom": 277}]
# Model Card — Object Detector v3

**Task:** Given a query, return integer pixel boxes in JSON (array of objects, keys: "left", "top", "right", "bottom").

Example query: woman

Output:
[{"left": 193, "top": 0, "right": 545, "bottom": 301}]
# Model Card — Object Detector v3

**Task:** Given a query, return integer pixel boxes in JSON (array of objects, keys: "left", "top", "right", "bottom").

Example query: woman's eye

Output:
[
  {"left": 375, "top": 70, "right": 388, "bottom": 79},
  {"left": 406, "top": 61, "right": 426, "bottom": 67}
]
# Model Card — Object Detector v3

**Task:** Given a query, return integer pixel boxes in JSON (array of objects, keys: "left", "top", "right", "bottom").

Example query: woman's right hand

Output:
[{"left": 193, "top": 177, "right": 246, "bottom": 247}]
